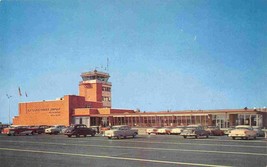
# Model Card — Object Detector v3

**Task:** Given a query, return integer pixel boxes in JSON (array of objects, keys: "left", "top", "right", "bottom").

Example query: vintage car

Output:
[
  {"left": 205, "top": 126, "right": 224, "bottom": 136},
  {"left": 220, "top": 127, "right": 234, "bottom": 136},
  {"left": 180, "top": 124, "right": 209, "bottom": 139},
  {"left": 64, "top": 124, "right": 96, "bottom": 137},
  {"left": 0, "top": 124, "right": 9, "bottom": 133},
  {"left": 170, "top": 126, "right": 185, "bottom": 135},
  {"left": 28, "top": 125, "right": 50, "bottom": 134},
  {"left": 146, "top": 126, "right": 160, "bottom": 135},
  {"left": 229, "top": 125, "right": 257, "bottom": 140},
  {"left": 45, "top": 125, "right": 66, "bottom": 135},
  {"left": 252, "top": 126, "right": 265, "bottom": 137},
  {"left": 2, "top": 126, "right": 34, "bottom": 136},
  {"left": 100, "top": 126, "right": 111, "bottom": 136},
  {"left": 104, "top": 125, "right": 138, "bottom": 139},
  {"left": 156, "top": 127, "right": 172, "bottom": 135}
]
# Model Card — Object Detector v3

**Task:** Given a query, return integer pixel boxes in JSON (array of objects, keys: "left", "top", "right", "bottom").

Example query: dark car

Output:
[
  {"left": 64, "top": 124, "right": 96, "bottom": 137},
  {"left": 205, "top": 126, "right": 224, "bottom": 136},
  {"left": 29, "top": 125, "right": 49, "bottom": 134},
  {"left": 180, "top": 124, "right": 209, "bottom": 139}
]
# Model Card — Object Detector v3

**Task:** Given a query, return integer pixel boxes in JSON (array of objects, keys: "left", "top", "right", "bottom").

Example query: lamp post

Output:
[{"left": 6, "top": 94, "right": 12, "bottom": 125}]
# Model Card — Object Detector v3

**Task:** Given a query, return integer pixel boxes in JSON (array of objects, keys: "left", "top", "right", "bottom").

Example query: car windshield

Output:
[
  {"left": 236, "top": 127, "right": 250, "bottom": 130},
  {"left": 111, "top": 126, "right": 120, "bottom": 130},
  {"left": 186, "top": 126, "right": 198, "bottom": 129}
]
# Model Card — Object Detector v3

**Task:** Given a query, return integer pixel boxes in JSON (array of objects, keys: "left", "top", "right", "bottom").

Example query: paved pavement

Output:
[{"left": 0, "top": 134, "right": 266, "bottom": 167}]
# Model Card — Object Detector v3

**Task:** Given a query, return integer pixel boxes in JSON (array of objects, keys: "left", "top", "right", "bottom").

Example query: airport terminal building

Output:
[{"left": 13, "top": 70, "right": 267, "bottom": 128}]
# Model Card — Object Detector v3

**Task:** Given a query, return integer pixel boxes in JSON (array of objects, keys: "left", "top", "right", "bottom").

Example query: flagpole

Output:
[{"left": 6, "top": 94, "right": 12, "bottom": 125}]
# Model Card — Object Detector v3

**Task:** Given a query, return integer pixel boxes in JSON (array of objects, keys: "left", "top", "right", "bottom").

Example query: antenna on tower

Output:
[{"left": 106, "top": 58, "right": 109, "bottom": 72}]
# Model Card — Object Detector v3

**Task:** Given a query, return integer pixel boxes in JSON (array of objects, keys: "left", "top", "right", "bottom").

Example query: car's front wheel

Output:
[{"left": 133, "top": 132, "right": 137, "bottom": 138}]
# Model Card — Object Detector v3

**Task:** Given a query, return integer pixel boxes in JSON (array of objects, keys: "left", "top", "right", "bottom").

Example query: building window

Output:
[
  {"left": 102, "top": 87, "right": 111, "bottom": 92},
  {"left": 102, "top": 96, "right": 111, "bottom": 102}
]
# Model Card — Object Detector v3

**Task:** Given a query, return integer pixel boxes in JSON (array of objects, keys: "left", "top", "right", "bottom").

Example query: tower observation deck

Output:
[
  {"left": 81, "top": 70, "right": 110, "bottom": 82},
  {"left": 79, "top": 70, "right": 112, "bottom": 108}
]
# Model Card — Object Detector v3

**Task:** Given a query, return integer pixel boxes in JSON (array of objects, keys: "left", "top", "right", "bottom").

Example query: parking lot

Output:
[{"left": 0, "top": 133, "right": 266, "bottom": 167}]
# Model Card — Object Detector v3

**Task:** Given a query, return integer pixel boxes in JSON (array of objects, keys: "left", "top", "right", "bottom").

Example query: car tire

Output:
[
  {"left": 183, "top": 136, "right": 187, "bottom": 139},
  {"left": 84, "top": 135, "right": 86, "bottom": 137},
  {"left": 91, "top": 132, "right": 95, "bottom": 137},
  {"left": 232, "top": 137, "right": 236, "bottom": 140},
  {"left": 133, "top": 132, "right": 137, "bottom": 138},
  {"left": 108, "top": 136, "right": 112, "bottom": 139},
  {"left": 67, "top": 135, "right": 72, "bottom": 137},
  {"left": 76, "top": 134, "right": 80, "bottom": 137}
]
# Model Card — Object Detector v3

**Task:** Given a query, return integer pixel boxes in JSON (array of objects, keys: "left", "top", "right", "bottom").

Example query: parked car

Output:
[
  {"left": 156, "top": 127, "right": 172, "bottom": 135},
  {"left": 28, "top": 125, "right": 50, "bottom": 134},
  {"left": 252, "top": 126, "right": 265, "bottom": 137},
  {"left": 45, "top": 125, "right": 66, "bottom": 135},
  {"left": 61, "top": 126, "right": 70, "bottom": 134},
  {"left": 146, "top": 126, "right": 160, "bottom": 135},
  {"left": 64, "top": 124, "right": 96, "bottom": 137},
  {"left": 170, "top": 126, "right": 185, "bottom": 135},
  {"left": 228, "top": 125, "right": 257, "bottom": 140},
  {"left": 2, "top": 126, "right": 34, "bottom": 136},
  {"left": 100, "top": 126, "right": 111, "bottom": 136},
  {"left": 205, "top": 126, "right": 224, "bottom": 136},
  {"left": 220, "top": 127, "right": 234, "bottom": 136},
  {"left": 180, "top": 124, "right": 209, "bottom": 139},
  {"left": 104, "top": 125, "right": 138, "bottom": 139},
  {"left": 0, "top": 124, "right": 9, "bottom": 134}
]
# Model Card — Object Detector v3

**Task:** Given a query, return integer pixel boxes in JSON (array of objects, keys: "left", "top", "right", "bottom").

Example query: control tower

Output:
[{"left": 79, "top": 70, "right": 112, "bottom": 108}]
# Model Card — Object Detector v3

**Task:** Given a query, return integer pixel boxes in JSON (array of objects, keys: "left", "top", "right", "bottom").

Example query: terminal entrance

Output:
[{"left": 72, "top": 116, "right": 110, "bottom": 127}]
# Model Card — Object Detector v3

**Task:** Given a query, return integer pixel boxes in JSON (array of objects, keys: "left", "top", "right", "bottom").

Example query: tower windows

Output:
[
  {"left": 102, "top": 87, "right": 111, "bottom": 92},
  {"left": 102, "top": 96, "right": 111, "bottom": 102}
]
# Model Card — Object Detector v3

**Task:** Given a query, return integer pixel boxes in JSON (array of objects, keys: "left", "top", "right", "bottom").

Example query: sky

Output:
[{"left": 0, "top": 0, "right": 266, "bottom": 124}]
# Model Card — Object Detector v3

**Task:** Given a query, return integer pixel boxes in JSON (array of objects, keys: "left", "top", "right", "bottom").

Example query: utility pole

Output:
[{"left": 6, "top": 94, "right": 12, "bottom": 125}]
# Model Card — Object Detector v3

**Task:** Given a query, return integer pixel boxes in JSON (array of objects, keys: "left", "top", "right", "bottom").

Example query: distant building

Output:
[{"left": 13, "top": 70, "right": 267, "bottom": 128}]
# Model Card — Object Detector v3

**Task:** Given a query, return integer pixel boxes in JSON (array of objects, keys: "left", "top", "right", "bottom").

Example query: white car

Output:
[
  {"left": 156, "top": 127, "right": 171, "bottom": 135},
  {"left": 146, "top": 127, "right": 160, "bottom": 135},
  {"left": 170, "top": 126, "right": 185, "bottom": 135},
  {"left": 104, "top": 125, "right": 138, "bottom": 139},
  {"left": 229, "top": 125, "right": 257, "bottom": 140},
  {"left": 45, "top": 125, "right": 66, "bottom": 135}
]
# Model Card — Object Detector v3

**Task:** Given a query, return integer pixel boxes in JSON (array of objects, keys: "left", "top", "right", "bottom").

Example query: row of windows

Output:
[
  {"left": 102, "top": 87, "right": 111, "bottom": 92},
  {"left": 102, "top": 96, "right": 111, "bottom": 102}
]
